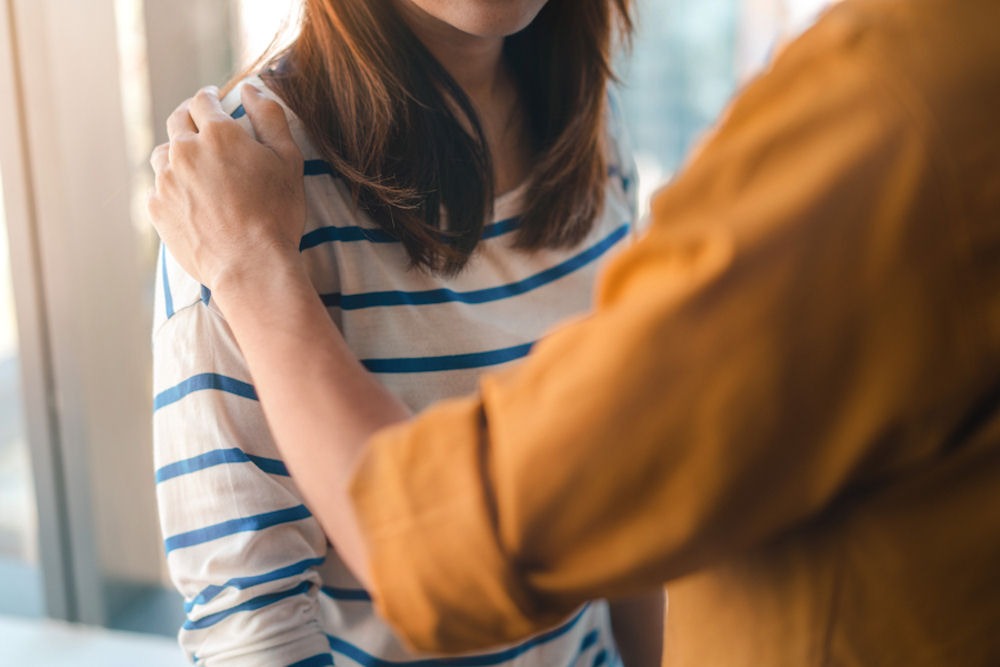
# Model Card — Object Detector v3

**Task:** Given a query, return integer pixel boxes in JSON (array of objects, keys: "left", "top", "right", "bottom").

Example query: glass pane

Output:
[
  {"left": 100, "top": 0, "right": 183, "bottom": 636},
  {"left": 618, "top": 0, "right": 834, "bottom": 216},
  {"left": 618, "top": 0, "right": 740, "bottom": 215},
  {"left": 0, "top": 154, "right": 43, "bottom": 618},
  {"left": 233, "top": 0, "right": 301, "bottom": 69}
]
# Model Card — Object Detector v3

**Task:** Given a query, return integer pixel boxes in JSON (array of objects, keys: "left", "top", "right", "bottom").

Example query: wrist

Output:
[{"left": 210, "top": 247, "right": 309, "bottom": 315}]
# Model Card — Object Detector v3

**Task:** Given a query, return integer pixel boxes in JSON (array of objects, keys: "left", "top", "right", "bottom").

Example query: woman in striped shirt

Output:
[{"left": 152, "top": 0, "right": 662, "bottom": 665}]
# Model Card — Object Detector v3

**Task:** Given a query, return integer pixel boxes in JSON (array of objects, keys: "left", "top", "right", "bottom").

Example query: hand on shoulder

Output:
[{"left": 148, "top": 84, "right": 307, "bottom": 298}]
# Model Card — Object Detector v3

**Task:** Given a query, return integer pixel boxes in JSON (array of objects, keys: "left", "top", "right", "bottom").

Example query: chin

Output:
[{"left": 422, "top": 0, "right": 550, "bottom": 38}]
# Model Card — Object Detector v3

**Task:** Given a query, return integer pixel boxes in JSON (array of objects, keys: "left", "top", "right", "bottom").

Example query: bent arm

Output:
[
  {"left": 347, "top": 9, "right": 973, "bottom": 651},
  {"left": 163, "top": 3, "right": 977, "bottom": 656}
]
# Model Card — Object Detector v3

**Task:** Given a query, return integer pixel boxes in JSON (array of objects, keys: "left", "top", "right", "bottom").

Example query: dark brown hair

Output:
[{"left": 232, "top": 0, "right": 632, "bottom": 274}]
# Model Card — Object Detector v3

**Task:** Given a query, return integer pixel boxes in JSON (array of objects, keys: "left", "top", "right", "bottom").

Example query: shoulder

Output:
[
  {"left": 218, "top": 74, "right": 323, "bottom": 161},
  {"left": 154, "top": 76, "right": 330, "bottom": 332},
  {"left": 603, "top": 85, "right": 639, "bottom": 217},
  {"left": 604, "top": 86, "right": 629, "bottom": 156}
]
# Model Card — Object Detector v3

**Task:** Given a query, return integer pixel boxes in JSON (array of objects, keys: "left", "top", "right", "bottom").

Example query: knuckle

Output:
[
  {"left": 203, "top": 118, "right": 236, "bottom": 145},
  {"left": 146, "top": 192, "right": 161, "bottom": 220},
  {"left": 167, "top": 102, "right": 190, "bottom": 125},
  {"left": 193, "top": 86, "right": 215, "bottom": 103},
  {"left": 149, "top": 142, "right": 168, "bottom": 164},
  {"left": 261, "top": 98, "right": 283, "bottom": 116},
  {"left": 170, "top": 137, "right": 197, "bottom": 166},
  {"left": 219, "top": 117, "right": 242, "bottom": 137},
  {"left": 149, "top": 165, "right": 169, "bottom": 192}
]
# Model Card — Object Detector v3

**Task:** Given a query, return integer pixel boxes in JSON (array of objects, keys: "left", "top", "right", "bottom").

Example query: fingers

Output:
[
  {"left": 150, "top": 142, "right": 169, "bottom": 176},
  {"left": 169, "top": 85, "right": 240, "bottom": 167},
  {"left": 166, "top": 99, "right": 197, "bottom": 140},
  {"left": 188, "top": 85, "right": 231, "bottom": 131},
  {"left": 147, "top": 143, "right": 171, "bottom": 231},
  {"left": 241, "top": 84, "right": 302, "bottom": 165}
]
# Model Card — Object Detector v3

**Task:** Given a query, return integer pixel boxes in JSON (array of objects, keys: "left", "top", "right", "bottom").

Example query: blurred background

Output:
[{"left": 0, "top": 0, "right": 828, "bottom": 660}]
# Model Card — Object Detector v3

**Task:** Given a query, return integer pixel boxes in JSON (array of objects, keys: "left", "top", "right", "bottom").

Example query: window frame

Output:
[{"left": 0, "top": 0, "right": 164, "bottom": 626}]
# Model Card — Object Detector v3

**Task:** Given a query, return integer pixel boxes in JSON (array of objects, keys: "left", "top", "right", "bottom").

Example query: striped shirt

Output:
[{"left": 153, "top": 76, "right": 638, "bottom": 667}]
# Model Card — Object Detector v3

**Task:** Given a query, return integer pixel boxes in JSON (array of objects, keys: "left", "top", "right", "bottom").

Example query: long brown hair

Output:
[{"left": 233, "top": 0, "right": 632, "bottom": 274}]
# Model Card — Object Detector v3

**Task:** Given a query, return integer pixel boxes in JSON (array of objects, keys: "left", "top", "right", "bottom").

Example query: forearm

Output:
[
  {"left": 349, "top": 17, "right": 953, "bottom": 650},
  {"left": 609, "top": 591, "right": 665, "bottom": 667},
  {"left": 212, "top": 255, "right": 410, "bottom": 585}
]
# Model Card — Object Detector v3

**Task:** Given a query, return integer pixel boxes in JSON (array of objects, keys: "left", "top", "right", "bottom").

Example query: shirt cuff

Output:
[{"left": 349, "top": 394, "right": 561, "bottom": 653}]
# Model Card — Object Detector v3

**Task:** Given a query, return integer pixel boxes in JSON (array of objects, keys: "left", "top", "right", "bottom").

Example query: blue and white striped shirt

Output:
[{"left": 153, "top": 77, "right": 638, "bottom": 667}]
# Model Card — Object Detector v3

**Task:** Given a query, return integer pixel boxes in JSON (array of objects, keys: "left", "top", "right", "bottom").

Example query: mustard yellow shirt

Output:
[{"left": 350, "top": 0, "right": 1000, "bottom": 664}]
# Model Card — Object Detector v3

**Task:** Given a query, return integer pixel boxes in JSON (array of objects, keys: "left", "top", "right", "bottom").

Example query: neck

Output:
[
  {"left": 391, "top": 0, "right": 532, "bottom": 196},
  {"left": 392, "top": 0, "right": 506, "bottom": 103}
]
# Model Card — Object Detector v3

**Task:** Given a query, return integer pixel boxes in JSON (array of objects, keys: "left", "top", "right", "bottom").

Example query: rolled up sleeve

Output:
[
  {"left": 350, "top": 1, "right": 988, "bottom": 654},
  {"left": 350, "top": 395, "right": 566, "bottom": 651}
]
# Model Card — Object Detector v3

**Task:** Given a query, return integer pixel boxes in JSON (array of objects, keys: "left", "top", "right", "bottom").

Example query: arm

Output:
[
  {"left": 153, "top": 248, "right": 335, "bottom": 666},
  {"left": 206, "top": 253, "right": 410, "bottom": 586},
  {"left": 349, "top": 8, "right": 969, "bottom": 650},
  {"left": 605, "top": 97, "right": 665, "bottom": 666},
  {"left": 149, "top": 85, "right": 410, "bottom": 587},
  {"left": 609, "top": 592, "right": 665, "bottom": 667},
  {"left": 151, "top": 12, "right": 968, "bottom": 655}
]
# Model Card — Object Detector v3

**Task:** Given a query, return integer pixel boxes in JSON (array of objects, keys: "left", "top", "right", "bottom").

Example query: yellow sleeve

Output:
[{"left": 350, "top": 1, "right": 990, "bottom": 654}]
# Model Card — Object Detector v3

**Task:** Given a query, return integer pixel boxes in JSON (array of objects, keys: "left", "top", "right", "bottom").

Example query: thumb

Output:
[{"left": 241, "top": 84, "right": 301, "bottom": 165}]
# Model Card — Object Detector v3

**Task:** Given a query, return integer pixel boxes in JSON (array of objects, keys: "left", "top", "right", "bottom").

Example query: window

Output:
[
  {"left": 0, "top": 0, "right": 306, "bottom": 638},
  {"left": 619, "top": 0, "right": 833, "bottom": 215},
  {"left": 0, "top": 163, "right": 44, "bottom": 619}
]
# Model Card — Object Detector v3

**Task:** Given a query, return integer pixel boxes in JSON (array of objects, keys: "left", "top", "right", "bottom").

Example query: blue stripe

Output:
[
  {"left": 325, "top": 604, "right": 589, "bottom": 666},
  {"left": 300, "top": 225, "right": 398, "bottom": 249},
  {"left": 156, "top": 448, "right": 288, "bottom": 484},
  {"left": 164, "top": 504, "right": 312, "bottom": 554},
  {"left": 246, "top": 453, "right": 290, "bottom": 476},
  {"left": 159, "top": 246, "right": 210, "bottom": 314},
  {"left": 305, "top": 159, "right": 336, "bottom": 176},
  {"left": 571, "top": 631, "right": 603, "bottom": 667},
  {"left": 161, "top": 245, "right": 175, "bottom": 319},
  {"left": 479, "top": 216, "right": 521, "bottom": 239},
  {"left": 591, "top": 649, "right": 608, "bottom": 667},
  {"left": 608, "top": 164, "right": 632, "bottom": 193},
  {"left": 231, "top": 104, "right": 246, "bottom": 120},
  {"left": 361, "top": 342, "right": 533, "bottom": 374},
  {"left": 183, "top": 580, "right": 312, "bottom": 630},
  {"left": 322, "top": 586, "right": 372, "bottom": 602},
  {"left": 288, "top": 655, "right": 335, "bottom": 667},
  {"left": 323, "top": 222, "right": 629, "bottom": 311},
  {"left": 185, "top": 557, "right": 325, "bottom": 612},
  {"left": 154, "top": 373, "right": 258, "bottom": 411},
  {"left": 299, "top": 216, "right": 522, "bottom": 251}
]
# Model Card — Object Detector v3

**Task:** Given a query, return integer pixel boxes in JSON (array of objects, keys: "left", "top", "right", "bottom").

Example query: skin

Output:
[
  {"left": 149, "top": 2, "right": 663, "bottom": 662},
  {"left": 395, "top": 0, "right": 548, "bottom": 39},
  {"left": 391, "top": 0, "right": 540, "bottom": 195}
]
